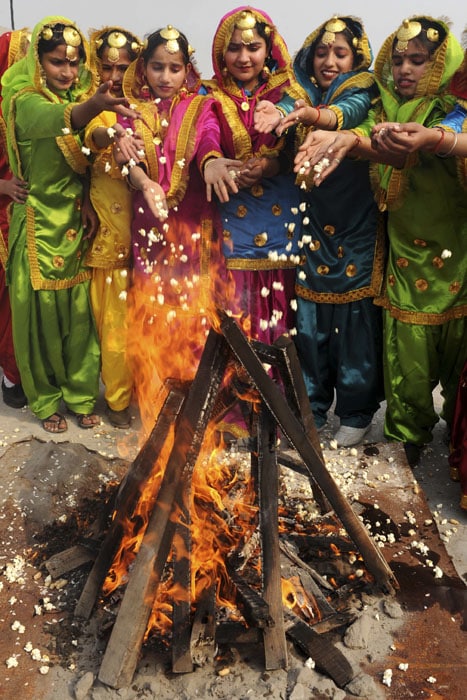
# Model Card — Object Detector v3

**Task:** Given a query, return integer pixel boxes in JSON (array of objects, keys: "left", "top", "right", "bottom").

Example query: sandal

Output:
[
  {"left": 42, "top": 413, "right": 68, "bottom": 433},
  {"left": 74, "top": 413, "right": 101, "bottom": 429}
]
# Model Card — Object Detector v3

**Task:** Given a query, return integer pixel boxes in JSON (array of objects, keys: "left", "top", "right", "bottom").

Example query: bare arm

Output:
[{"left": 71, "top": 81, "right": 139, "bottom": 132}]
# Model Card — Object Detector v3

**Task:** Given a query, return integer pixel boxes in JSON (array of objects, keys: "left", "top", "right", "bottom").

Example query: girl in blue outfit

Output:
[{"left": 255, "top": 16, "right": 385, "bottom": 446}]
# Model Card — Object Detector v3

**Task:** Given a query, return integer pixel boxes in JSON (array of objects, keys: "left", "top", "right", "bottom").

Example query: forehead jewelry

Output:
[
  {"left": 395, "top": 19, "right": 422, "bottom": 52},
  {"left": 160, "top": 25, "right": 181, "bottom": 54},
  {"left": 235, "top": 11, "right": 257, "bottom": 45},
  {"left": 321, "top": 16, "right": 347, "bottom": 46}
]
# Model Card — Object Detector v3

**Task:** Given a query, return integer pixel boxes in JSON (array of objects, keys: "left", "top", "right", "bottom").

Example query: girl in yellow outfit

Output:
[{"left": 85, "top": 28, "right": 142, "bottom": 428}]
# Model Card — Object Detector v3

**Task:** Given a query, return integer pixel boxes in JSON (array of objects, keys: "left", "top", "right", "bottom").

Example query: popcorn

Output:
[
  {"left": 107, "top": 126, "right": 116, "bottom": 139},
  {"left": 382, "top": 669, "right": 393, "bottom": 687},
  {"left": 104, "top": 161, "right": 111, "bottom": 173},
  {"left": 440, "top": 249, "right": 452, "bottom": 259},
  {"left": 81, "top": 146, "right": 91, "bottom": 156},
  {"left": 313, "top": 157, "right": 330, "bottom": 174},
  {"left": 61, "top": 127, "right": 70, "bottom": 135}
]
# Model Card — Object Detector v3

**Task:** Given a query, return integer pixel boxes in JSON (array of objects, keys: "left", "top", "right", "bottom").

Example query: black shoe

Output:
[
  {"left": 107, "top": 406, "right": 131, "bottom": 429},
  {"left": 2, "top": 378, "right": 27, "bottom": 409},
  {"left": 404, "top": 442, "right": 422, "bottom": 467}
]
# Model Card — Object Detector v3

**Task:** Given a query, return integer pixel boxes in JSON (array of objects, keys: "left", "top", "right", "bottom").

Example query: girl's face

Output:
[
  {"left": 313, "top": 32, "right": 354, "bottom": 90},
  {"left": 40, "top": 44, "right": 80, "bottom": 93},
  {"left": 391, "top": 38, "right": 431, "bottom": 98},
  {"left": 223, "top": 26, "right": 268, "bottom": 92},
  {"left": 99, "top": 46, "right": 132, "bottom": 97},
  {"left": 144, "top": 43, "right": 190, "bottom": 100}
]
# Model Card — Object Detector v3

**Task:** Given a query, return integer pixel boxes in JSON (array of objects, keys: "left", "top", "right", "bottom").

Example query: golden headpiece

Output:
[
  {"left": 395, "top": 19, "right": 439, "bottom": 52},
  {"left": 160, "top": 25, "right": 181, "bottom": 54},
  {"left": 94, "top": 29, "right": 142, "bottom": 62},
  {"left": 40, "top": 24, "right": 82, "bottom": 61},
  {"left": 236, "top": 11, "right": 257, "bottom": 45},
  {"left": 322, "top": 16, "right": 347, "bottom": 46}
]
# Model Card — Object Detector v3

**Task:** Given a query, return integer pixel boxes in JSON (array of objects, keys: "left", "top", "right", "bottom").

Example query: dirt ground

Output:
[{"left": 0, "top": 381, "right": 466, "bottom": 700}]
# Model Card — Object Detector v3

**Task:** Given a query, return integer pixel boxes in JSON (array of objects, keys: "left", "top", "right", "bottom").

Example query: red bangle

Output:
[
  {"left": 311, "top": 105, "right": 321, "bottom": 125},
  {"left": 349, "top": 134, "right": 362, "bottom": 151},
  {"left": 431, "top": 127, "right": 446, "bottom": 153}
]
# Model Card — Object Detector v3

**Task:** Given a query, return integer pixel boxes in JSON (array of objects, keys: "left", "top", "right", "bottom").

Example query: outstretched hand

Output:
[
  {"left": 93, "top": 81, "right": 140, "bottom": 120},
  {"left": 112, "top": 124, "right": 145, "bottom": 165},
  {"left": 371, "top": 122, "right": 433, "bottom": 154},
  {"left": 253, "top": 100, "right": 282, "bottom": 134},
  {"left": 204, "top": 157, "right": 243, "bottom": 203},
  {"left": 295, "top": 130, "right": 355, "bottom": 185}
]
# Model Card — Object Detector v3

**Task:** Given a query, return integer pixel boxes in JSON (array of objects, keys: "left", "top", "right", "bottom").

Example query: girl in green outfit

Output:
[
  {"left": 294, "top": 16, "right": 467, "bottom": 466},
  {"left": 1, "top": 16, "right": 137, "bottom": 433}
]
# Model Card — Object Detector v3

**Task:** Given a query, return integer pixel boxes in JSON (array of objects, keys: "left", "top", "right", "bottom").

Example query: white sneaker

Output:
[{"left": 334, "top": 424, "right": 371, "bottom": 447}]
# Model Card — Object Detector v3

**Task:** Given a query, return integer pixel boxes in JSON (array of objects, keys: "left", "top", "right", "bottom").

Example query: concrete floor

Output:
[{"left": 0, "top": 377, "right": 465, "bottom": 584}]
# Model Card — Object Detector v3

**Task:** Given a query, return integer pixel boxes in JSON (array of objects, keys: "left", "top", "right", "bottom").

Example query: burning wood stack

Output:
[{"left": 70, "top": 312, "right": 398, "bottom": 689}]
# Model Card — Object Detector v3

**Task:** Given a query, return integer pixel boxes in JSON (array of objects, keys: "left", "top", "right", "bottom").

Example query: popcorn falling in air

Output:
[
  {"left": 440, "top": 249, "right": 452, "bottom": 259},
  {"left": 104, "top": 162, "right": 111, "bottom": 173},
  {"left": 81, "top": 146, "right": 91, "bottom": 156},
  {"left": 61, "top": 127, "right": 70, "bottom": 135},
  {"left": 107, "top": 126, "right": 116, "bottom": 139}
]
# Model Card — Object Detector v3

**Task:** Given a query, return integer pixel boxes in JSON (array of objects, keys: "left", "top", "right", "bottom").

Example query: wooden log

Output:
[
  {"left": 228, "top": 568, "right": 273, "bottom": 629},
  {"left": 284, "top": 611, "right": 355, "bottom": 687},
  {"left": 172, "top": 502, "right": 193, "bottom": 674},
  {"left": 279, "top": 540, "right": 334, "bottom": 592},
  {"left": 74, "top": 383, "right": 187, "bottom": 620},
  {"left": 44, "top": 545, "right": 95, "bottom": 579},
  {"left": 190, "top": 585, "right": 217, "bottom": 667},
  {"left": 219, "top": 313, "right": 398, "bottom": 595},
  {"left": 258, "top": 407, "right": 288, "bottom": 670},
  {"left": 98, "top": 329, "right": 230, "bottom": 689}
]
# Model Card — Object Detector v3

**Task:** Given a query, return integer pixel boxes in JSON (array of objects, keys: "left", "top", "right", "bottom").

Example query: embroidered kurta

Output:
[
  {"left": 360, "top": 17, "right": 467, "bottom": 445},
  {"left": 284, "top": 17, "right": 385, "bottom": 429},
  {"left": 84, "top": 111, "right": 134, "bottom": 411},
  {"left": 204, "top": 6, "right": 301, "bottom": 346},
  {"left": 1, "top": 16, "right": 100, "bottom": 419}
]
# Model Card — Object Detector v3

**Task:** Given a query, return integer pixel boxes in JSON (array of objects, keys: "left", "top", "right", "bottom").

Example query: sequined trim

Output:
[
  {"left": 374, "top": 296, "right": 467, "bottom": 324},
  {"left": 226, "top": 257, "right": 296, "bottom": 270}
]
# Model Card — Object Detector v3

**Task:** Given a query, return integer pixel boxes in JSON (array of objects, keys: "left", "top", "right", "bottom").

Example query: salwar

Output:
[
  {"left": 295, "top": 297, "right": 384, "bottom": 429},
  {"left": 90, "top": 268, "right": 133, "bottom": 412},
  {"left": 9, "top": 247, "right": 100, "bottom": 419},
  {"left": 383, "top": 313, "right": 467, "bottom": 445}
]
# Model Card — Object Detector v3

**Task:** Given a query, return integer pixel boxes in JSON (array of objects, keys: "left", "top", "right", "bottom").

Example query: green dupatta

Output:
[{"left": 373, "top": 16, "right": 463, "bottom": 210}]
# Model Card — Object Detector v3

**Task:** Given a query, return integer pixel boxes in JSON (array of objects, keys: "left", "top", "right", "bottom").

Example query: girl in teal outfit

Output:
[
  {"left": 294, "top": 17, "right": 467, "bottom": 465},
  {"left": 255, "top": 16, "right": 385, "bottom": 447},
  {"left": 1, "top": 16, "right": 136, "bottom": 433}
]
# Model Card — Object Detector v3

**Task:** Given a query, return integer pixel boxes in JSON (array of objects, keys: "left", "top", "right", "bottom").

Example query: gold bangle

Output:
[{"left": 437, "top": 131, "right": 458, "bottom": 158}]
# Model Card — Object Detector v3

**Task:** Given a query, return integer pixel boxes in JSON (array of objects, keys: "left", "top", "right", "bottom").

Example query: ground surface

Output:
[{"left": 0, "top": 381, "right": 465, "bottom": 699}]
